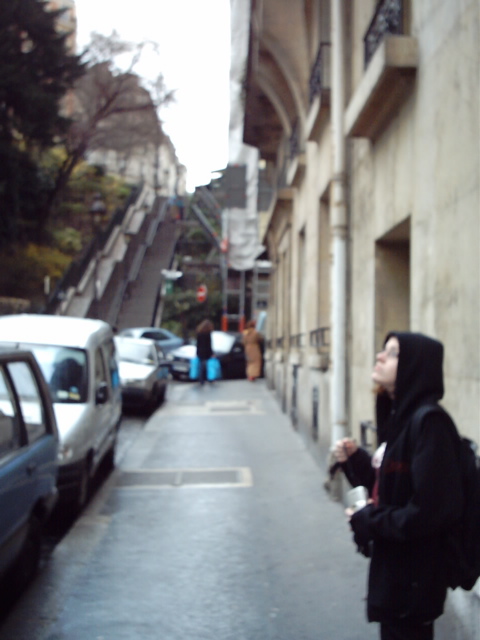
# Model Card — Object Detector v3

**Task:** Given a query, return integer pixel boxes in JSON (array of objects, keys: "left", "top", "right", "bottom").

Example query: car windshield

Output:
[
  {"left": 116, "top": 341, "right": 156, "bottom": 365},
  {"left": 0, "top": 343, "right": 88, "bottom": 404}
]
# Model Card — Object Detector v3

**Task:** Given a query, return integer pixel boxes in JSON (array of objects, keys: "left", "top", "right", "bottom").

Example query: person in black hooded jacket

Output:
[
  {"left": 196, "top": 319, "right": 214, "bottom": 385},
  {"left": 335, "top": 332, "right": 463, "bottom": 640}
]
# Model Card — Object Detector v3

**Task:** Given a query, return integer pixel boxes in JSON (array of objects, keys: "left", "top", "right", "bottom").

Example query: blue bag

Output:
[
  {"left": 206, "top": 357, "right": 222, "bottom": 381},
  {"left": 189, "top": 356, "right": 201, "bottom": 380}
]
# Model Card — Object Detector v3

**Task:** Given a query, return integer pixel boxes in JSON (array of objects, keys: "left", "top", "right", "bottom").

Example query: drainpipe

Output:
[{"left": 330, "top": 0, "right": 348, "bottom": 445}]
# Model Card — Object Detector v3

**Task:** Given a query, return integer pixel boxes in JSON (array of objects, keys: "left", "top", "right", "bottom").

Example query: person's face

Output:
[{"left": 372, "top": 336, "right": 399, "bottom": 397}]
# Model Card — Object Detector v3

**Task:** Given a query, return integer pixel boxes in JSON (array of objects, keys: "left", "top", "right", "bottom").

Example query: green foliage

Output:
[
  {"left": 47, "top": 160, "right": 130, "bottom": 243},
  {"left": 162, "top": 213, "right": 226, "bottom": 339},
  {"left": 0, "top": 1, "right": 84, "bottom": 146},
  {"left": 186, "top": 227, "right": 209, "bottom": 242},
  {"left": 0, "top": 0, "right": 85, "bottom": 247},
  {"left": 161, "top": 319, "right": 183, "bottom": 338},
  {"left": 0, "top": 243, "right": 71, "bottom": 303},
  {"left": 51, "top": 227, "right": 83, "bottom": 255},
  {"left": 0, "top": 143, "right": 46, "bottom": 242},
  {"left": 0, "top": 297, "right": 31, "bottom": 315},
  {"left": 0, "top": 167, "right": 133, "bottom": 308},
  {"left": 162, "top": 290, "right": 223, "bottom": 341},
  {"left": 23, "top": 244, "right": 71, "bottom": 279}
]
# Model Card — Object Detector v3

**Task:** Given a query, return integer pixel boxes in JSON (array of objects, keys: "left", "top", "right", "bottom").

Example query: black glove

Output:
[{"left": 350, "top": 503, "right": 375, "bottom": 557}]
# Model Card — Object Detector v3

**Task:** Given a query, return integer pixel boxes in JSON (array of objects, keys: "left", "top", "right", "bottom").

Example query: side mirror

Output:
[{"left": 95, "top": 382, "right": 108, "bottom": 405}]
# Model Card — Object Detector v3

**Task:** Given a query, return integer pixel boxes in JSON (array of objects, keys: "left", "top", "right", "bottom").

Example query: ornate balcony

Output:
[
  {"left": 344, "top": 0, "right": 416, "bottom": 140},
  {"left": 345, "top": 35, "right": 418, "bottom": 141},
  {"left": 308, "top": 327, "right": 330, "bottom": 371},
  {"left": 309, "top": 42, "right": 331, "bottom": 103},
  {"left": 306, "top": 42, "right": 331, "bottom": 142},
  {"left": 289, "top": 120, "right": 300, "bottom": 160},
  {"left": 289, "top": 333, "right": 305, "bottom": 349},
  {"left": 277, "top": 125, "right": 306, "bottom": 190},
  {"left": 364, "top": 0, "right": 405, "bottom": 66}
]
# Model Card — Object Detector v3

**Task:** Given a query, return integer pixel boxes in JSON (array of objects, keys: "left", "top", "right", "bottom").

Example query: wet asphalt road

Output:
[{"left": 0, "top": 379, "right": 378, "bottom": 640}]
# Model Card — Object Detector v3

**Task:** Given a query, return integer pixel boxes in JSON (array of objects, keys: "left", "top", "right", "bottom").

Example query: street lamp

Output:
[
  {"left": 90, "top": 192, "right": 106, "bottom": 226},
  {"left": 89, "top": 193, "right": 107, "bottom": 317}
]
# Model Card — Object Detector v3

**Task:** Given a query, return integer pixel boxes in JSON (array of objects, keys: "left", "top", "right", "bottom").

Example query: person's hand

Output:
[
  {"left": 345, "top": 498, "right": 373, "bottom": 522},
  {"left": 345, "top": 506, "right": 355, "bottom": 520},
  {"left": 333, "top": 437, "right": 358, "bottom": 463}
]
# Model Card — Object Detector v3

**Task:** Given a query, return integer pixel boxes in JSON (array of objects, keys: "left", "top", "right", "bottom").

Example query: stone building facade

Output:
[
  {"left": 87, "top": 132, "right": 186, "bottom": 198},
  {"left": 242, "top": 0, "right": 479, "bottom": 632}
]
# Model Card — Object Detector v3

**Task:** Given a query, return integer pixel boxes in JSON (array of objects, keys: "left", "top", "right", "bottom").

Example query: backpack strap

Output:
[
  {"left": 408, "top": 403, "right": 458, "bottom": 452},
  {"left": 408, "top": 404, "right": 441, "bottom": 450}
]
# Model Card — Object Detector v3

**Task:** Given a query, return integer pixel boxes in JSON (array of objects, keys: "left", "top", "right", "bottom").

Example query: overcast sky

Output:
[{"left": 74, "top": 0, "right": 231, "bottom": 192}]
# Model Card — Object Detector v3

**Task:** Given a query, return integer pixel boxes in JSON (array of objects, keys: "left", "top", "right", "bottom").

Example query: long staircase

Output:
[
  {"left": 116, "top": 209, "right": 179, "bottom": 330},
  {"left": 47, "top": 184, "right": 182, "bottom": 329}
]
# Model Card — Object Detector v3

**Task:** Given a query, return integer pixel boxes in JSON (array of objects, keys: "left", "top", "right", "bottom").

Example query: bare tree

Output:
[{"left": 48, "top": 31, "right": 174, "bottom": 210}]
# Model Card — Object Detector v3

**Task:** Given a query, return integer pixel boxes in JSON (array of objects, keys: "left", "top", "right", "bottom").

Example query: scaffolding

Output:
[
  {"left": 190, "top": 186, "right": 271, "bottom": 334},
  {"left": 251, "top": 260, "right": 271, "bottom": 320}
]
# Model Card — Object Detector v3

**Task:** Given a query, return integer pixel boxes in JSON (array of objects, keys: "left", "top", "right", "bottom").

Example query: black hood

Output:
[{"left": 376, "top": 332, "right": 444, "bottom": 436}]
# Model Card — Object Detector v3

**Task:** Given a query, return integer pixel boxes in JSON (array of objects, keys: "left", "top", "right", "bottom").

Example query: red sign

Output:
[{"left": 196, "top": 284, "right": 208, "bottom": 303}]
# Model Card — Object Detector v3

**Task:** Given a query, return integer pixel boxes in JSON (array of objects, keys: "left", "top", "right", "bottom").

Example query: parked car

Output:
[
  {"left": 0, "top": 349, "right": 59, "bottom": 592},
  {"left": 118, "top": 327, "right": 184, "bottom": 354},
  {"left": 114, "top": 336, "right": 169, "bottom": 412},
  {"left": 169, "top": 331, "right": 246, "bottom": 381},
  {"left": 0, "top": 314, "right": 122, "bottom": 511}
]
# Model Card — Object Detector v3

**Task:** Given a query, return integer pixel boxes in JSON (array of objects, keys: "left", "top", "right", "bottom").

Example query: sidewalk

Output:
[{"left": 0, "top": 380, "right": 378, "bottom": 640}]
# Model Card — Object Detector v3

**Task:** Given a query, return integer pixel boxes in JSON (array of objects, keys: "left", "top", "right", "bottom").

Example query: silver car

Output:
[
  {"left": 118, "top": 327, "right": 184, "bottom": 354},
  {"left": 114, "top": 337, "right": 169, "bottom": 413}
]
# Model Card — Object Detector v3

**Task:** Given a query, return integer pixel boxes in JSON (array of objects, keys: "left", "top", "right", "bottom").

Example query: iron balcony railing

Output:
[
  {"left": 276, "top": 120, "right": 302, "bottom": 190},
  {"left": 289, "top": 120, "right": 300, "bottom": 160},
  {"left": 309, "top": 326, "right": 330, "bottom": 351},
  {"left": 309, "top": 42, "right": 332, "bottom": 104},
  {"left": 364, "top": 0, "right": 404, "bottom": 67},
  {"left": 277, "top": 161, "right": 287, "bottom": 190},
  {"left": 289, "top": 333, "right": 305, "bottom": 349}
]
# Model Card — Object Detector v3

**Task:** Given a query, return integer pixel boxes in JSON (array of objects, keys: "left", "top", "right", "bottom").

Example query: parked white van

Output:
[{"left": 0, "top": 314, "right": 122, "bottom": 510}]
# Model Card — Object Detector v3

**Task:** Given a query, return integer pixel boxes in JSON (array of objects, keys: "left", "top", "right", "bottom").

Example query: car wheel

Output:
[
  {"left": 11, "top": 514, "right": 42, "bottom": 596},
  {"left": 157, "top": 383, "right": 166, "bottom": 405},
  {"left": 76, "top": 457, "right": 92, "bottom": 512},
  {"left": 145, "top": 385, "right": 159, "bottom": 414},
  {"left": 104, "top": 434, "right": 116, "bottom": 473}
]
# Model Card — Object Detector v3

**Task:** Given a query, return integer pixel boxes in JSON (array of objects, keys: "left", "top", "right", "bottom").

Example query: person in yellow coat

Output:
[{"left": 242, "top": 320, "right": 263, "bottom": 381}]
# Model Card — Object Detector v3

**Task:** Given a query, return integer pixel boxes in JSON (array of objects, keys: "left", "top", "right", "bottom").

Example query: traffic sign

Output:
[{"left": 196, "top": 284, "right": 208, "bottom": 303}]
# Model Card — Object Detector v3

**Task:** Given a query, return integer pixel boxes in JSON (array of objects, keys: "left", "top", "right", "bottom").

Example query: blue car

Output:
[{"left": 0, "top": 350, "right": 59, "bottom": 591}]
